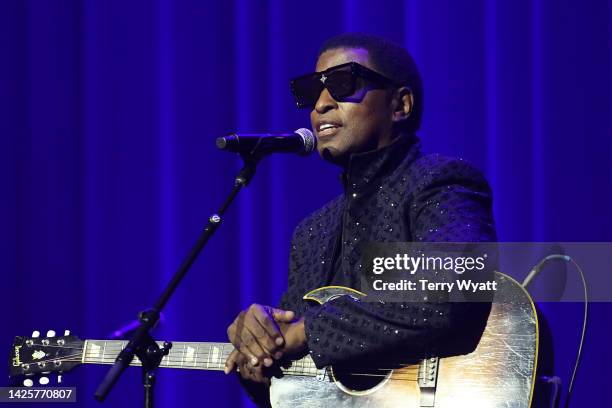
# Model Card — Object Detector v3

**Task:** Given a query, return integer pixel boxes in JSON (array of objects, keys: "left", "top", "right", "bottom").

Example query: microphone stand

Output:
[{"left": 94, "top": 153, "right": 260, "bottom": 407}]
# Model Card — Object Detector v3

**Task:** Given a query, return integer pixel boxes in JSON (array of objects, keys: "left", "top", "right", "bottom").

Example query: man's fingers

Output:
[
  {"left": 234, "top": 353, "right": 269, "bottom": 384},
  {"left": 226, "top": 304, "right": 295, "bottom": 368},
  {"left": 224, "top": 349, "right": 240, "bottom": 374},
  {"left": 246, "top": 312, "right": 278, "bottom": 355},
  {"left": 226, "top": 311, "right": 245, "bottom": 346},
  {"left": 270, "top": 307, "right": 295, "bottom": 323},
  {"left": 238, "top": 330, "right": 267, "bottom": 366},
  {"left": 251, "top": 305, "right": 286, "bottom": 349}
]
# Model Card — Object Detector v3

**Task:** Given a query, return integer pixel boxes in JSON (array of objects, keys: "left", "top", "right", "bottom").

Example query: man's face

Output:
[{"left": 311, "top": 48, "right": 395, "bottom": 163}]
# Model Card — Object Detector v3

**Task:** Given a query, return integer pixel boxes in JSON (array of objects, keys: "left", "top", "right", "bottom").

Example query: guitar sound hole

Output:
[{"left": 331, "top": 364, "right": 392, "bottom": 393}]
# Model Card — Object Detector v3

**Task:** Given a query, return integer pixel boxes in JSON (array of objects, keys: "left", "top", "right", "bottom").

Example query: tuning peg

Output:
[
  {"left": 64, "top": 330, "right": 71, "bottom": 336},
  {"left": 31, "top": 331, "right": 40, "bottom": 338},
  {"left": 46, "top": 330, "right": 56, "bottom": 338},
  {"left": 39, "top": 376, "right": 49, "bottom": 385},
  {"left": 23, "top": 379, "right": 33, "bottom": 387}
]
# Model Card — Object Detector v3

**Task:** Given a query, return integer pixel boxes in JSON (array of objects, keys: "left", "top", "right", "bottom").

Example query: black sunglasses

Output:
[{"left": 290, "top": 62, "right": 400, "bottom": 109}]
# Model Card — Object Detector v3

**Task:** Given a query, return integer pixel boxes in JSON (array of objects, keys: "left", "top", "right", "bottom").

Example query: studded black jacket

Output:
[{"left": 278, "top": 133, "right": 497, "bottom": 369}]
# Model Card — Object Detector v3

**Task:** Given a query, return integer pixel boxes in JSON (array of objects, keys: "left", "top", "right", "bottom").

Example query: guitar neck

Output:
[{"left": 82, "top": 340, "right": 318, "bottom": 377}]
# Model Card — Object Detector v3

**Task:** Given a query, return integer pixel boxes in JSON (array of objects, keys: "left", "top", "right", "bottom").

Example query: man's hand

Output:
[
  {"left": 224, "top": 304, "right": 308, "bottom": 381},
  {"left": 225, "top": 349, "right": 270, "bottom": 384},
  {"left": 225, "top": 304, "right": 295, "bottom": 370},
  {"left": 275, "top": 317, "right": 307, "bottom": 357}
]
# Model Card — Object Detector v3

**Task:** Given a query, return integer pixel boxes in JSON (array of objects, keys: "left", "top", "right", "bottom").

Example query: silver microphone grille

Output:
[{"left": 294, "top": 128, "right": 316, "bottom": 155}]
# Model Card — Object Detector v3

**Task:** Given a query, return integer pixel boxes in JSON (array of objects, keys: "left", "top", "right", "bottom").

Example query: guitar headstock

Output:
[{"left": 9, "top": 330, "right": 84, "bottom": 384}]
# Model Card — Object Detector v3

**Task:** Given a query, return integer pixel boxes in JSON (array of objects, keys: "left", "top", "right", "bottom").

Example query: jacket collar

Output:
[{"left": 340, "top": 133, "right": 420, "bottom": 192}]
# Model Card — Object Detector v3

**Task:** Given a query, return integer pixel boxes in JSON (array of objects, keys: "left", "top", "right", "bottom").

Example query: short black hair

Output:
[{"left": 319, "top": 33, "right": 423, "bottom": 133}]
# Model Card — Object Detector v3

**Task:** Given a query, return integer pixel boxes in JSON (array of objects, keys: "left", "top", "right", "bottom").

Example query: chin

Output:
[
  {"left": 318, "top": 141, "right": 339, "bottom": 156},
  {"left": 320, "top": 145, "right": 350, "bottom": 166}
]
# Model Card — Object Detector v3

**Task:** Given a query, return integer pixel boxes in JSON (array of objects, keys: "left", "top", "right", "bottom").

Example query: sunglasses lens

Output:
[
  {"left": 290, "top": 65, "right": 359, "bottom": 108},
  {"left": 291, "top": 75, "right": 323, "bottom": 108},
  {"left": 325, "top": 70, "right": 355, "bottom": 100}
]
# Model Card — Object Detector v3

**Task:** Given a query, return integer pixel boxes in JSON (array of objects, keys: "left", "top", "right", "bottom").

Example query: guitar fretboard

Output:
[{"left": 82, "top": 340, "right": 320, "bottom": 377}]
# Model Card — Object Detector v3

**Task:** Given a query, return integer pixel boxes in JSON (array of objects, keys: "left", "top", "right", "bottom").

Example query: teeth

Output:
[{"left": 319, "top": 124, "right": 337, "bottom": 131}]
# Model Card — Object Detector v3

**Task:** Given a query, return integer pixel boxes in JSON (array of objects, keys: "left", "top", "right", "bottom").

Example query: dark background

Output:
[{"left": 1, "top": 0, "right": 611, "bottom": 407}]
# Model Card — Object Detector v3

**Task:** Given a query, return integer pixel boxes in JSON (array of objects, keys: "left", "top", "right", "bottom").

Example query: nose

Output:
[{"left": 314, "top": 87, "right": 338, "bottom": 114}]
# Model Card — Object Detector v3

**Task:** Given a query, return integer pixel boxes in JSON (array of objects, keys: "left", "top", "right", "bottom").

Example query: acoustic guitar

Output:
[{"left": 9, "top": 272, "right": 537, "bottom": 407}]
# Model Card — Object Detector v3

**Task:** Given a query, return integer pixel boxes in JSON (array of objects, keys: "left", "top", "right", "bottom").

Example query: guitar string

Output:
[
  {"left": 19, "top": 343, "right": 423, "bottom": 373},
  {"left": 20, "top": 353, "right": 423, "bottom": 381},
  {"left": 79, "top": 356, "right": 421, "bottom": 373},
  {"left": 24, "top": 355, "right": 422, "bottom": 382},
  {"left": 82, "top": 346, "right": 422, "bottom": 363},
  {"left": 79, "top": 353, "right": 420, "bottom": 373},
  {"left": 28, "top": 341, "right": 432, "bottom": 363},
  {"left": 42, "top": 342, "right": 427, "bottom": 369},
  {"left": 19, "top": 343, "right": 425, "bottom": 370},
  {"left": 80, "top": 356, "right": 419, "bottom": 372},
  {"left": 22, "top": 345, "right": 424, "bottom": 371},
  {"left": 20, "top": 366, "right": 423, "bottom": 382},
  {"left": 20, "top": 356, "right": 422, "bottom": 381},
  {"left": 21, "top": 341, "right": 426, "bottom": 371},
  {"left": 29, "top": 341, "right": 436, "bottom": 367}
]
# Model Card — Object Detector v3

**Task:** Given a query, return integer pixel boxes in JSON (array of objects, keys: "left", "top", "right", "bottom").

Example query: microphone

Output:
[{"left": 216, "top": 128, "right": 316, "bottom": 156}]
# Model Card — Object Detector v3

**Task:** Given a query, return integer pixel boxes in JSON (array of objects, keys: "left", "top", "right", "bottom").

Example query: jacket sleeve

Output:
[{"left": 302, "top": 158, "right": 497, "bottom": 368}]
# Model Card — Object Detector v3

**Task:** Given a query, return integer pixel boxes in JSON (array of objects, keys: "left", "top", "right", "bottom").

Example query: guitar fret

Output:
[
  {"left": 185, "top": 343, "right": 195, "bottom": 366},
  {"left": 80, "top": 340, "right": 316, "bottom": 377},
  {"left": 221, "top": 344, "right": 229, "bottom": 370},
  {"left": 166, "top": 344, "right": 174, "bottom": 367},
  {"left": 213, "top": 344, "right": 221, "bottom": 369},
  {"left": 82, "top": 340, "right": 88, "bottom": 363},
  {"left": 213, "top": 345, "right": 218, "bottom": 370},
  {"left": 162, "top": 352, "right": 168, "bottom": 367},
  {"left": 222, "top": 344, "right": 229, "bottom": 369}
]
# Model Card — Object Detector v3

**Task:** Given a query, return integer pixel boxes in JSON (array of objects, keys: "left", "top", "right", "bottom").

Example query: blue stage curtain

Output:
[{"left": 1, "top": 0, "right": 610, "bottom": 406}]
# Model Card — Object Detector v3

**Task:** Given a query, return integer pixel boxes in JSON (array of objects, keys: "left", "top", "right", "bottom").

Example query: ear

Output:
[{"left": 391, "top": 87, "right": 414, "bottom": 124}]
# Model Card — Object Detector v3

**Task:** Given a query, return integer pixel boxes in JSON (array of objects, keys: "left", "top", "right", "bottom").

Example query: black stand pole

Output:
[{"left": 94, "top": 156, "right": 259, "bottom": 407}]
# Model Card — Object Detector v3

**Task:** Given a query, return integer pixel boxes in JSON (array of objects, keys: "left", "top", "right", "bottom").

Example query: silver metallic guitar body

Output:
[{"left": 269, "top": 272, "right": 538, "bottom": 408}]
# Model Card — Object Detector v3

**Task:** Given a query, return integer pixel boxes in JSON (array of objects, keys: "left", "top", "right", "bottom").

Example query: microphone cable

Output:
[{"left": 523, "top": 254, "right": 588, "bottom": 408}]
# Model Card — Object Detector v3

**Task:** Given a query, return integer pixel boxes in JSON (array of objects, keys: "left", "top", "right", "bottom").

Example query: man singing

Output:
[{"left": 224, "top": 33, "right": 496, "bottom": 406}]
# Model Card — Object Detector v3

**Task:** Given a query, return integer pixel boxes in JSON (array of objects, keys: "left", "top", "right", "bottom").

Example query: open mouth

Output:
[{"left": 317, "top": 122, "right": 341, "bottom": 138}]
